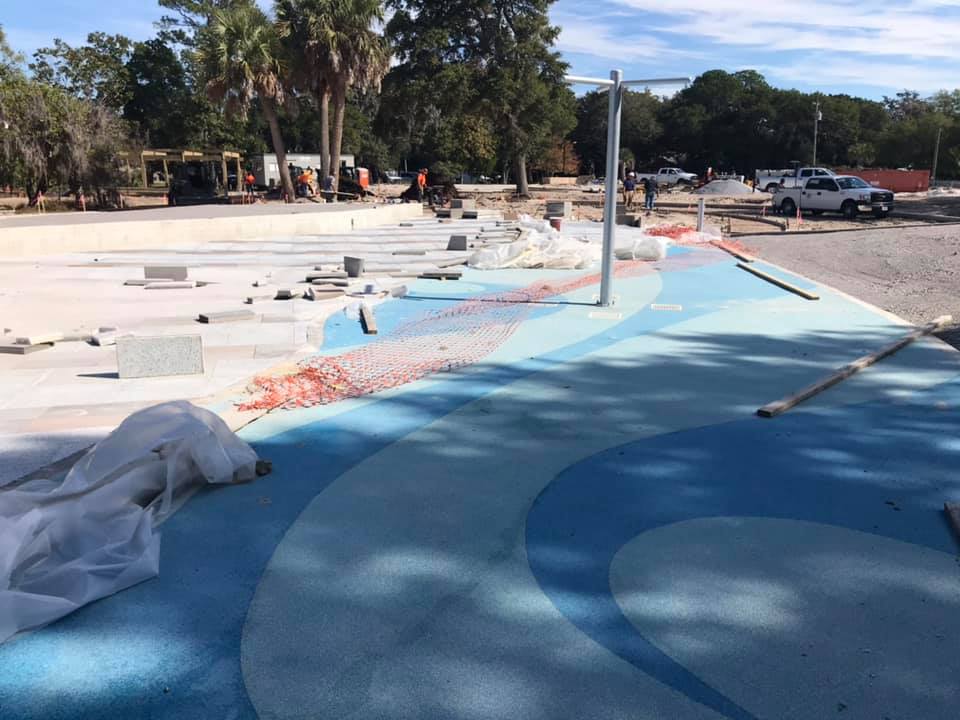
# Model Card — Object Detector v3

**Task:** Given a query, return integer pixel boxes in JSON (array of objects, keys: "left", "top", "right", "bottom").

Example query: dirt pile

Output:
[{"left": 695, "top": 179, "right": 766, "bottom": 197}]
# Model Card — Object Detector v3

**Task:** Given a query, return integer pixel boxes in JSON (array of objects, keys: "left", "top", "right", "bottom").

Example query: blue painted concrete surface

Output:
[{"left": 1, "top": 245, "right": 959, "bottom": 720}]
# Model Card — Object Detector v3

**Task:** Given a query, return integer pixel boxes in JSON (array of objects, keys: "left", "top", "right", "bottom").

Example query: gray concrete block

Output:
[
  {"left": 390, "top": 285, "right": 409, "bottom": 298},
  {"left": 125, "top": 278, "right": 167, "bottom": 286},
  {"left": 0, "top": 343, "right": 53, "bottom": 355},
  {"left": 462, "top": 210, "right": 479, "bottom": 220},
  {"left": 15, "top": 332, "right": 63, "bottom": 346},
  {"left": 312, "top": 278, "right": 349, "bottom": 287},
  {"left": 313, "top": 267, "right": 348, "bottom": 275},
  {"left": 545, "top": 201, "right": 573, "bottom": 218},
  {"left": 451, "top": 199, "right": 476, "bottom": 210},
  {"left": 306, "top": 271, "right": 348, "bottom": 281},
  {"left": 274, "top": 289, "right": 299, "bottom": 300},
  {"left": 447, "top": 235, "right": 468, "bottom": 251},
  {"left": 344, "top": 256, "right": 365, "bottom": 278},
  {"left": 304, "top": 286, "right": 344, "bottom": 301},
  {"left": 197, "top": 310, "right": 256, "bottom": 324},
  {"left": 116, "top": 335, "right": 204, "bottom": 379},
  {"left": 144, "top": 281, "right": 195, "bottom": 290},
  {"left": 145, "top": 266, "right": 188, "bottom": 281},
  {"left": 392, "top": 249, "right": 427, "bottom": 256},
  {"left": 91, "top": 331, "right": 118, "bottom": 347}
]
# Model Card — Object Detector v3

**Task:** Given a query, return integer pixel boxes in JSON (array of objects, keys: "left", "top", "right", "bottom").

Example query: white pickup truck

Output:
[
  {"left": 635, "top": 167, "right": 698, "bottom": 186},
  {"left": 772, "top": 175, "right": 894, "bottom": 219},
  {"left": 756, "top": 167, "right": 835, "bottom": 193}
]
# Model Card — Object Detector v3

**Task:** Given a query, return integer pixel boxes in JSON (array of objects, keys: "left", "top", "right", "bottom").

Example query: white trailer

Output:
[{"left": 251, "top": 153, "right": 356, "bottom": 188}]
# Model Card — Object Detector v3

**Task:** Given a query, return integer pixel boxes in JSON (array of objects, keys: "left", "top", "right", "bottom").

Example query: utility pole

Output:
[
  {"left": 932, "top": 126, "right": 943, "bottom": 185},
  {"left": 812, "top": 101, "right": 821, "bottom": 166}
]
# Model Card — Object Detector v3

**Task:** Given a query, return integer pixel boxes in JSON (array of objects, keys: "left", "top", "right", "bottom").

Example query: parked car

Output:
[
  {"left": 756, "top": 167, "right": 836, "bottom": 193},
  {"left": 772, "top": 175, "right": 894, "bottom": 219},
  {"left": 635, "top": 167, "right": 698, "bottom": 186}
]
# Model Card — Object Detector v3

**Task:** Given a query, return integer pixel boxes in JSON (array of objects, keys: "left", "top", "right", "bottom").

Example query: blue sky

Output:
[{"left": 3, "top": 0, "right": 959, "bottom": 99}]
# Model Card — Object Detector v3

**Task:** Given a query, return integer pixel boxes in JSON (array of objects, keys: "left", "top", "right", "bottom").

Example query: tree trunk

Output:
[
  {"left": 515, "top": 153, "right": 529, "bottom": 197},
  {"left": 320, "top": 89, "right": 331, "bottom": 180},
  {"left": 330, "top": 83, "right": 347, "bottom": 198},
  {"left": 261, "top": 97, "right": 295, "bottom": 202}
]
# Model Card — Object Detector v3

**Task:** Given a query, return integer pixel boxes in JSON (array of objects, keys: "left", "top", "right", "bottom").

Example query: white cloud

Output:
[{"left": 613, "top": 0, "right": 960, "bottom": 60}]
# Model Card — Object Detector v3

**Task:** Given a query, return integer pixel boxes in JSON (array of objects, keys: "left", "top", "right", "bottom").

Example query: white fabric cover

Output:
[{"left": 0, "top": 401, "right": 258, "bottom": 643}]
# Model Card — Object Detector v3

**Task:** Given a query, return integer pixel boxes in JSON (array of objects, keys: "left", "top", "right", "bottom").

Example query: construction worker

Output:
[
  {"left": 623, "top": 172, "right": 637, "bottom": 210},
  {"left": 643, "top": 175, "right": 658, "bottom": 213},
  {"left": 244, "top": 170, "right": 256, "bottom": 202},
  {"left": 416, "top": 168, "right": 427, "bottom": 203},
  {"left": 323, "top": 173, "right": 335, "bottom": 202}
]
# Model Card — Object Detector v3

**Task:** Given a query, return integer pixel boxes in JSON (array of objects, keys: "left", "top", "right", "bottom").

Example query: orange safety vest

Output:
[{"left": 417, "top": 172, "right": 427, "bottom": 189}]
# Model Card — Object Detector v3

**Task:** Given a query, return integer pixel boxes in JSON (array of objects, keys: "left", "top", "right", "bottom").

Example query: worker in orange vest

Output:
[{"left": 416, "top": 168, "right": 427, "bottom": 202}]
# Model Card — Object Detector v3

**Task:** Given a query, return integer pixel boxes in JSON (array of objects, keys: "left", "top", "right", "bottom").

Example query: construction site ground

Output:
[
  {"left": 2, "top": 209, "right": 960, "bottom": 720},
  {"left": 743, "top": 225, "right": 960, "bottom": 348},
  {"left": 410, "top": 181, "right": 960, "bottom": 235}
]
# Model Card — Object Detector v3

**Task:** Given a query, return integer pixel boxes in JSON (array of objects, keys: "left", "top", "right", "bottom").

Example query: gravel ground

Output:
[{"left": 744, "top": 224, "right": 960, "bottom": 347}]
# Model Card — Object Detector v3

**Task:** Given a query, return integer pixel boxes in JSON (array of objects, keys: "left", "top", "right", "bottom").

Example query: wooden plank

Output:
[
  {"left": 711, "top": 241, "right": 757, "bottom": 263},
  {"left": 737, "top": 262, "right": 819, "bottom": 300},
  {"left": 945, "top": 503, "right": 960, "bottom": 541},
  {"left": 758, "top": 315, "right": 953, "bottom": 418},
  {"left": 359, "top": 303, "right": 378, "bottom": 335}
]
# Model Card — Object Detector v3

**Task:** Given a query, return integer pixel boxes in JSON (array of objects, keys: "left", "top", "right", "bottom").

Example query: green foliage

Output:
[
  {"left": 382, "top": 0, "right": 575, "bottom": 193},
  {"left": 571, "top": 88, "right": 662, "bottom": 175},
  {"left": 123, "top": 39, "right": 193, "bottom": 147},
  {"left": 847, "top": 142, "right": 876, "bottom": 167},
  {"left": 0, "top": 73, "right": 128, "bottom": 197},
  {"left": 31, "top": 33, "right": 134, "bottom": 109}
]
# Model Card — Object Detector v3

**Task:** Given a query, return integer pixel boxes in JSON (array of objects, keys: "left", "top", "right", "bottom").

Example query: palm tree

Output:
[
  {"left": 275, "top": 0, "right": 335, "bottom": 179},
  {"left": 198, "top": 2, "right": 296, "bottom": 201},
  {"left": 277, "top": 0, "right": 389, "bottom": 196}
]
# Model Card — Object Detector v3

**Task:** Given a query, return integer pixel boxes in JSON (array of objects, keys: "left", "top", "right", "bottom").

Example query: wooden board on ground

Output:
[
  {"left": 757, "top": 315, "right": 953, "bottom": 418},
  {"left": 712, "top": 241, "right": 757, "bottom": 263},
  {"left": 737, "top": 262, "right": 819, "bottom": 300},
  {"left": 359, "top": 303, "right": 378, "bottom": 335}
]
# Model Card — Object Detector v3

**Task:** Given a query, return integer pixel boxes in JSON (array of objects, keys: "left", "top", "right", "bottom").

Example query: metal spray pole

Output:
[{"left": 599, "top": 69, "right": 623, "bottom": 307}]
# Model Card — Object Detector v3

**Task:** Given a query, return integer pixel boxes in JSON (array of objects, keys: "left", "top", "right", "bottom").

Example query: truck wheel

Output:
[
  {"left": 873, "top": 209, "right": 889, "bottom": 219},
  {"left": 842, "top": 200, "right": 858, "bottom": 219},
  {"left": 765, "top": 183, "right": 780, "bottom": 193},
  {"left": 780, "top": 198, "right": 796, "bottom": 217}
]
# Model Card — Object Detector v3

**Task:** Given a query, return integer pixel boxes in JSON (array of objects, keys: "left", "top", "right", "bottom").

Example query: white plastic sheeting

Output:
[
  {"left": 468, "top": 215, "right": 601, "bottom": 270},
  {"left": 614, "top": 235, "right": 669, "bottom": 261},
  {"left": 0, "top": 401, "right": 259, "bottom": 644}
]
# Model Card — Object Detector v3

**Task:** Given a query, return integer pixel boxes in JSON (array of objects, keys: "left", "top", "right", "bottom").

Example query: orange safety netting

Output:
[
  {"left": 238, "top": 260, "right": 660, "bottom": 412},
  {"left": 645, "top": 224, "right": 694, "bottom": 240}
]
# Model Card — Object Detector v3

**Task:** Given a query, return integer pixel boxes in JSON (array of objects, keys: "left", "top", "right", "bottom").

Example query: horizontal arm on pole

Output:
[
  {"left": 621, "top": 77, "right": 693, "bottom": 87},
  {"left": 564, "top": 75, "right": 616, "bottom": 87}
]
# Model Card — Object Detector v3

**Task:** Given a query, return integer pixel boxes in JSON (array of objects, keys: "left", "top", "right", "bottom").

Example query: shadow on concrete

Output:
[{"left": 2, "top": 323, "right": 960, "bottom": 720}]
